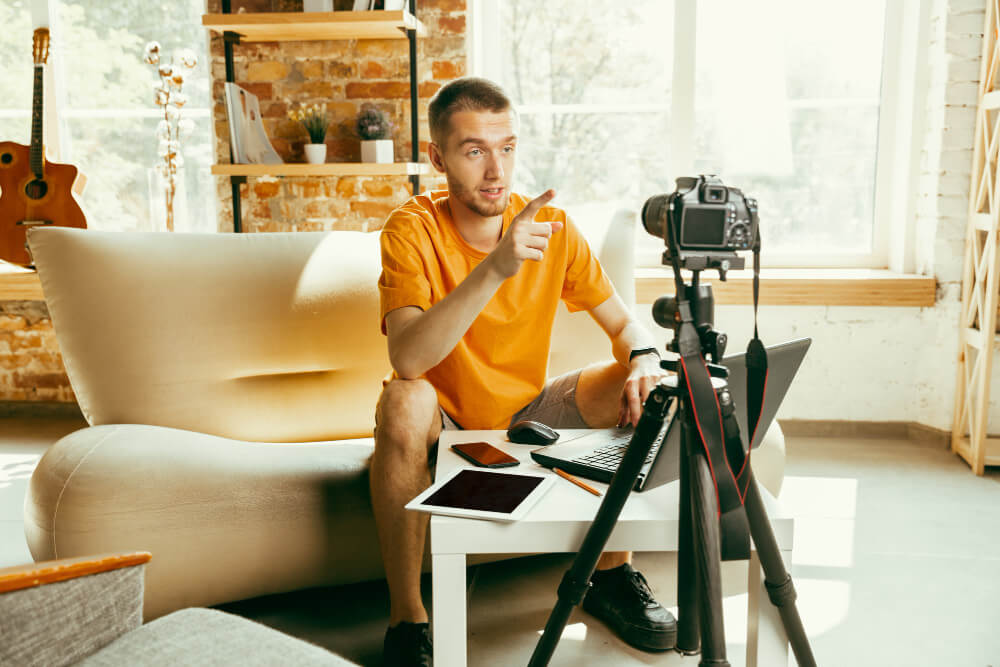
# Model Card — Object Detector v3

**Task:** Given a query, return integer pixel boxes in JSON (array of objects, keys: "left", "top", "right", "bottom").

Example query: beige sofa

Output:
[{"left": 23, "top": 215, "right": 785, "bottom": 620}]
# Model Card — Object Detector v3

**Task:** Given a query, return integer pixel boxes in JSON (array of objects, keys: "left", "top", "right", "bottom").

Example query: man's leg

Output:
[
  {"left": 573, "top": 361, "right": 677, "bottom": 651},
  {"left": 370, "top": 378, "right": 443, "bottom": 626}
]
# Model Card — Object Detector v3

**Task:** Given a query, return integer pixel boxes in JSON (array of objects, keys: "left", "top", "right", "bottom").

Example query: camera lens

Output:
[{"left": 641, "top": 194, "right": 672, "bottom": 239}]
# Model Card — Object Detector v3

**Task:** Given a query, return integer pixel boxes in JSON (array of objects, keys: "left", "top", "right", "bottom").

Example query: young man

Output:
[{"left": 372, "top": 77, "right": 674, "bottom": 666}]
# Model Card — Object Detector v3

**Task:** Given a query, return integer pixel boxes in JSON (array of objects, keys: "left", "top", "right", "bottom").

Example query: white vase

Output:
[
  {"left": 361, "top": 139, "right": 394, "bottom": 164},
  {"left": 304, "top": 143, "right": 327, "bottom": 164}
]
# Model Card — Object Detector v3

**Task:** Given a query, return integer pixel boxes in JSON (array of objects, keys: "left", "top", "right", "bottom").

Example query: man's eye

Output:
[
  {"left": 503, "top": 145, "right": 515, "bottom": 153},
  {"left": 468, "top": 148, "right": 482, "bottom": 156}
]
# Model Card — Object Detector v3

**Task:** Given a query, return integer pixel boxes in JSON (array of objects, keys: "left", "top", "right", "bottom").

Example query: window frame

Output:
[
  {"left": 1, "top": 0, "right": 215, "bottom": 230},
  {"left": 470, "top": 0, "right": 931, "bottom": 271}
]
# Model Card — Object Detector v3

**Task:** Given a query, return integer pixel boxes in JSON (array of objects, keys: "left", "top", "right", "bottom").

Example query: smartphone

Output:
[{"left": 451, "top": 441, "right": 520, "bottom": 468}]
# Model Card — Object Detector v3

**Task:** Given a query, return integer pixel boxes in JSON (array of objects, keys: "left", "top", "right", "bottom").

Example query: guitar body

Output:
[{"left": 0, "top": 141, "right": 87, "bottom": 266}]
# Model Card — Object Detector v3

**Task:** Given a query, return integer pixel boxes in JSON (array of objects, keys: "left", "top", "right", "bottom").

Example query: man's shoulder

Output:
[{"left": 382, "top": 190, "right": 447, "bottom": 236}]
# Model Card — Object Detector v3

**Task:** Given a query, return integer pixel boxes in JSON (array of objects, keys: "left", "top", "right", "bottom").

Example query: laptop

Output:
[{"left": 530, "top": 337, "right": 811, "bottom": 492}]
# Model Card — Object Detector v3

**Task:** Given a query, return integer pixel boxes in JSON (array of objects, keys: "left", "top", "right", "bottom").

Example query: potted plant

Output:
[
  {"left": 288, "top": 103, "right": 329, "bottom": 164},
  {"left": 356, "top": 104, "right": 394, "bottom": 163}
]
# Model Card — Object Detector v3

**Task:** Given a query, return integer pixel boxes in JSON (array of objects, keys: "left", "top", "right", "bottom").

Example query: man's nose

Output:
[{"left": 485, "top": 151, "right": 504, "bottom": 179}]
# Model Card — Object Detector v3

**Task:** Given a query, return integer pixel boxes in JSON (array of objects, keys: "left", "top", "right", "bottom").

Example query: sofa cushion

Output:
[
  {"left": 28, "top": 229, "right": 389, "bottom": 443},
  {"left": 77, "top": 608, "right": 355, "bottom": 666}
]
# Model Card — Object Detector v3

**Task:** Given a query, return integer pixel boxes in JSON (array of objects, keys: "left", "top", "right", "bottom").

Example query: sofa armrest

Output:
[{"left": 0, "top": 552, "right": 151, "bottom": 667}]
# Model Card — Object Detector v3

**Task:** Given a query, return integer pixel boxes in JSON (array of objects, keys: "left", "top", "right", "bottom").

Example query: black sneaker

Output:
[
  {"left": 383, "top": 621, "right": 433, "bottom": 667},
  {"left": 582, "top": 563, "right": 677, "bottom": 651}
]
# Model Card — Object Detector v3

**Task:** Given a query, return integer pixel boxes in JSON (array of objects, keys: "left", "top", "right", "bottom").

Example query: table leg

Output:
[
  {"left": 432, "top": 553, "right": 467, "bottom": 667},
  {"left": 745, "top": 549, "right": 791, "bottom": 667}
]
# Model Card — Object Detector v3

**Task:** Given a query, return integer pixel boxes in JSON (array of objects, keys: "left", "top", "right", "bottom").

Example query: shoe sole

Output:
[{"left": 583, "top": 602, "right": 677, "bottom": 652}]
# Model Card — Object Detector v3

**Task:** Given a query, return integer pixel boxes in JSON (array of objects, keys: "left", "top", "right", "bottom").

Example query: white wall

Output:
[{"left": 638, "top": 0, "right": 984, "bottom": 431}]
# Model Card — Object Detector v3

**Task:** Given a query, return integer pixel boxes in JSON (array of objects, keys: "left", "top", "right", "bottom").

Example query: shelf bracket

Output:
[{"left": 223, "top": 31, "right": 242, "bottom": 46}]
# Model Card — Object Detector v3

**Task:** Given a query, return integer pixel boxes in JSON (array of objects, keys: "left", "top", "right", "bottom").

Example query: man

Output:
[{"left": 372, "top": 77, "right": 674, "bottom": 666}]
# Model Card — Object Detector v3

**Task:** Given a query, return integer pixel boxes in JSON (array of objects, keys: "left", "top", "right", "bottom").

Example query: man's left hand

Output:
[{"left": 618, "top": 354, "right": 666, "bottom": 428}]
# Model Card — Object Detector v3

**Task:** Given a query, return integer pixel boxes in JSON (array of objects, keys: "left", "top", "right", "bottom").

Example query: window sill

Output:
[
  {"left": 2, "top": 265, "right": 937, "bottom": 307},
  {"left": 634, "top": 268, "right": 936, "bottom": 307},
  {"left": 0, "top": 265, "right": 42, "bottom": 301}
]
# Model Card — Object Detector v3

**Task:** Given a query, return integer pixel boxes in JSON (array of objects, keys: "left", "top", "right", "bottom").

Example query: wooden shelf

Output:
[
  {"left": 211, "top": 162, "right": 429, "bottom": 177},
  {"left": 0, "top": 265, "right": 43, "bottom": 300},
  {"left": 202, "top": 10, "right": 426, "bottom": 41}
]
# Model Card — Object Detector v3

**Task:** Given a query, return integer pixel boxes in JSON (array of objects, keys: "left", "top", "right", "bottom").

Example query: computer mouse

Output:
[{"left": 507, "top": 420, "right": 560, "bottom": 445}]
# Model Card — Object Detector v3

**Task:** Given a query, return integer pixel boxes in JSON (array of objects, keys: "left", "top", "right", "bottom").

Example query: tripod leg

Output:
[
  {"left": 676, "top": 418, "right": 700, "bottom": 654},
  {"left": 689, "top": 449, "right": 729, "bottom": 667},
  {"left": 744, "top": 472, "right": 817, "bottom": 667}
]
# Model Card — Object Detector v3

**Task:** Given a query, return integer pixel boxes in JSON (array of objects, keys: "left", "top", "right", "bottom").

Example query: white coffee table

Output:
[{"left": 430, "top": 430, "right": 794, "bottom": 667}]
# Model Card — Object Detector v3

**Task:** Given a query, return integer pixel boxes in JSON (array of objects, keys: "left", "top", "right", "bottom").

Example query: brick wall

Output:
[
  {"left": 0, "top": 302, "right": 74, "bottom": 403},
  {"left": 209, "top": 0, "right": 466, "bottom": 233}
]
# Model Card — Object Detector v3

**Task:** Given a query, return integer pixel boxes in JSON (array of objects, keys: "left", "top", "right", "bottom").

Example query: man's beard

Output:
[{"left": 446, "top": 174, "right": 509, "bottom": 218}]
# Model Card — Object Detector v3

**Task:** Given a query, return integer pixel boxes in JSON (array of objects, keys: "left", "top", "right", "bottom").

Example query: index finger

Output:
[{"left": 516, "top": 189, "right": 556, "bottom": 223}]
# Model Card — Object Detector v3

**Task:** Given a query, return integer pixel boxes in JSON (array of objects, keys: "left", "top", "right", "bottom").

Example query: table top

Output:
[{"left": 430, "top": 430, "right": 792, "bottom": 555}]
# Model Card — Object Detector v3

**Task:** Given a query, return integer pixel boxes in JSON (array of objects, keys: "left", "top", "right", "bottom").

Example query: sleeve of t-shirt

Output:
[
  {"left": 561, "top": 216, "right": 616, "bottom": 313},
  {"left": 378, "top": 229, "right": 432, "bottom": 335}
]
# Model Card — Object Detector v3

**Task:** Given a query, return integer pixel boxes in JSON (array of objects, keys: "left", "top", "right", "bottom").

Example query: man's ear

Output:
[{"left": 428, "top": 141, "right": 446, "bottom": 173}]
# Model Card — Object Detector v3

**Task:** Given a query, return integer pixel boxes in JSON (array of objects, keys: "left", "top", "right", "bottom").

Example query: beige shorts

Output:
[{"left": 430, "top": 369, "right": 589, "bottom": 472}]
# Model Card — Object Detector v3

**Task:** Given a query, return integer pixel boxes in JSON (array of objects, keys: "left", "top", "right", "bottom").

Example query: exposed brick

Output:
[
  {"left": 336, "top": 177, "right": 359, "bottom": 197},
  {"left": 248, "top": 61, "right": 290, "bottom": 82},
  {"left": 363, "top": 180, "right": 395, "bottom": 197},
  {"left": 418, "top": 81, "right": 442, "bottom": 98},
  {"left": 355, "top": 40, "right": 401, "bottom": 58},
  {"left": 438, "top": 15, "right": 466, "bottom": 34},
  {"left": 346, "top": 81, "right": 411, "bottom": 99},
  {"left": 236, "top": 82, "right": 273, "bottom": 100},
  {"left": 250, "top": 199, "right": 273, "bottom": 220},
  {"left": 284, "top": 80, "right": 337, "bottom": 99},
  {"left": 432, "top": 60, "right": 464, "bottom": 79},
  {"left": 360, "top": 61, "right": 387, "bottom": 78},
  {"left": 421, "top": 0, "right": 466, "bottom": 10},
  {"left": 288, "top": 179, "right": 327, "bottom": 198},
  {"left": 328, "top": 61, "right": 356, "bottom": 79},
  {"left": 294, "top": 60, "right": 324, "bottom": 79},
  {"left": 253, "top": 180, "right": 282, "bottom": 198},
  {"left": 350, "top": 200, "right": 396, "bottom": 220}
]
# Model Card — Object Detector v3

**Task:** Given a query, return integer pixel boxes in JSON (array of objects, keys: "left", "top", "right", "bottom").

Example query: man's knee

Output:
[{"left": 375, "top": 378, "right": 441, "bottom": 450}]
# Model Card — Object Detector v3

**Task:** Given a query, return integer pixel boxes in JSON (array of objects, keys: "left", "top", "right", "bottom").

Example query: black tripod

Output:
[{"left": 528, "top": 275, "right": 816, "bottom": 667}]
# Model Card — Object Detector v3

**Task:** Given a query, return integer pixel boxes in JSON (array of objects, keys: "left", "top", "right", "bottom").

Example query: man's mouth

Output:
[{"left": 480, "top": 186, "right": 505, "bottom": 200}]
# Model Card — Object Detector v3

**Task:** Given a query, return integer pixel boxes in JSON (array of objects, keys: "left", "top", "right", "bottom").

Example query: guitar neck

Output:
[{"left": 30, "top": 64, "right": 43, "bottom": 179}]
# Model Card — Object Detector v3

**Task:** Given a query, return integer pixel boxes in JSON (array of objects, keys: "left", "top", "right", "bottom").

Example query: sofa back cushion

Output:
[
  {"left": 29, "top": 214, "right": 634, "bottom": 442},
  {"left": 30, "top": 229, "right": 388, "bottom": 442}
]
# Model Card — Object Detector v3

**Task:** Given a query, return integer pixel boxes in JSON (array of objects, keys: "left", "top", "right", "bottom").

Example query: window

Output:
[
  {"left": 0, "top": 0, "right": 214, "bottom": 233},
  {"left": 473, "top": 0, "right": 915, "bottom": 269}
]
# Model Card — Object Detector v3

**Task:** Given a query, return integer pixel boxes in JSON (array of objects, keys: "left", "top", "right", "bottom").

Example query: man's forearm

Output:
[
  {"left": 610, "top": 320, "right": 659, "bottom": 368},
  {"left": 390, "top": 258, "right": 506, "bottom": 379}
]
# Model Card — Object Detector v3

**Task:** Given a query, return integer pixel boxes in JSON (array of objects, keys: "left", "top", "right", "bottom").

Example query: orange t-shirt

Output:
[{"left": 378, "top": 190, "right": 615, "bottom": 429}]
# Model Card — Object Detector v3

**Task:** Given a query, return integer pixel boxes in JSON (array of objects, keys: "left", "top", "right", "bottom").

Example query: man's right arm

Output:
[{"left": 385, "top": 256, "right": 507, "bottom": 379}]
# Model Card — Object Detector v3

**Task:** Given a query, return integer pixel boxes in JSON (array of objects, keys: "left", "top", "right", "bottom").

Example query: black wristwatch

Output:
[{"left": 629, "top": 347, "right": 661, "bottom": 363}]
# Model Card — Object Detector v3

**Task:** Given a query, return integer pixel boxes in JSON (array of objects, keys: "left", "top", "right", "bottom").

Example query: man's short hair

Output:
[{"left": 428, "top": 77, "right": 513, "bottom": 146}]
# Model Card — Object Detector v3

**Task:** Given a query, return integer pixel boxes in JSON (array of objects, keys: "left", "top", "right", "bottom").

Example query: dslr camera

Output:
[{"left": 642, "top": 175, "right": 758, "bottom": 275}]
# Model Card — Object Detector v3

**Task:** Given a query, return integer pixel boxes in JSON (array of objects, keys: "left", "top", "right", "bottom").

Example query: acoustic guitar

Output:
[{"left": 0, "top": 28, "right": 87, "bottom": 267}]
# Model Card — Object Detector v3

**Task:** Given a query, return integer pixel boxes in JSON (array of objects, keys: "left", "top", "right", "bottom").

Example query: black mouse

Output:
[{"left": 507, "top": 420, "right": 560, "bottom": 445}]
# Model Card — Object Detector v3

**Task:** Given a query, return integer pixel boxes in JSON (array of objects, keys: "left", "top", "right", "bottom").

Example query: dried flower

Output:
[
  {"left": 144, "top": 41, "right": 198, "bottom": 232},
  {"left": 143, "top": 41, "right": 160, "bottom": 65},
  {"left": 356, "top": 103, "right": 392, "bottom": 141},
  {"left": 178, "top": 49, "right": 197, "bottom": 69}
]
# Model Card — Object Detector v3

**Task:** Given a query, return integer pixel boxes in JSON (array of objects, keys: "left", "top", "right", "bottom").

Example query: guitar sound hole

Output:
[
  {"left": 0, "top": 153, "right": 11, "bottom": 165},
  {"left": 25, "top": 179, "right": 48, "bottom": 200}
]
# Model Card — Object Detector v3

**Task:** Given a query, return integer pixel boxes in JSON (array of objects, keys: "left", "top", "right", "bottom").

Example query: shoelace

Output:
[{"left": 627, "top": 569, "right": 657, "bottom": 606}]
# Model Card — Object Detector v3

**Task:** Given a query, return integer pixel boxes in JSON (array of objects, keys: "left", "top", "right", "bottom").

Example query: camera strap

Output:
[
  {"left": 743, "top": 237, "right": 768, "bottom": 493},
  {"left": 674, "top": 302, "right": 751, "bottom": 561}
]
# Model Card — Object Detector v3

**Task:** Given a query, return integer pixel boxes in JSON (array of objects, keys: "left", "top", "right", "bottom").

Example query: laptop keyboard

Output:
[{"left": 571, "top": 428, "right": 667, "bottom": 473}]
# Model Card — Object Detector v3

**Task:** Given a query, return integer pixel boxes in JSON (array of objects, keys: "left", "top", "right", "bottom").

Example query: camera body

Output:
[{"left": 642, "top": 175, "right": 758, "bottom": 274}]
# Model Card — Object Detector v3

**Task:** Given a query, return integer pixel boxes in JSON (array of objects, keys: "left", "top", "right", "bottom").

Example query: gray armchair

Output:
[{"left": 0, "top": 552, "right": 356, "bottom": 666}]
